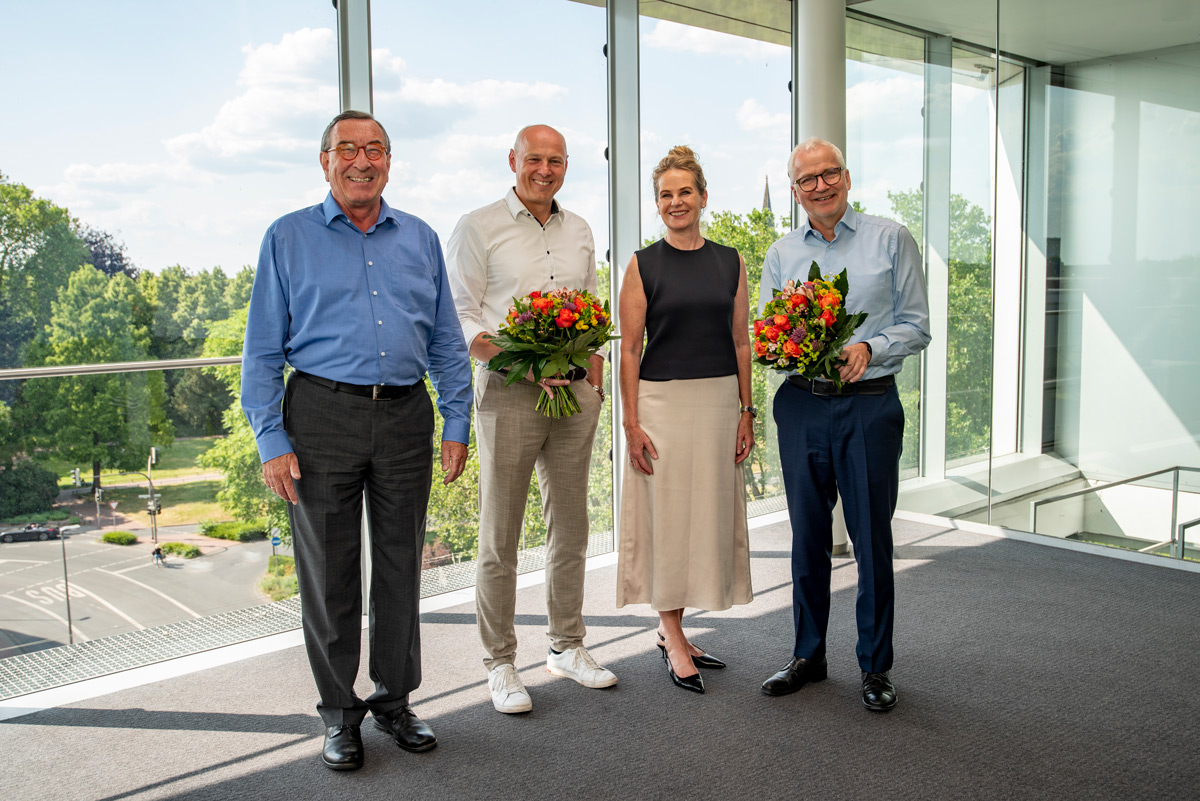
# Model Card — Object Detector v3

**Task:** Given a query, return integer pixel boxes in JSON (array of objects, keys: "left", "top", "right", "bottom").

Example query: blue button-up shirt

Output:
[
  {"left": 242, "top": 193, "right": 472, "bottom": 463},
  {"left": 760, "top": 207, "right": 931, "bottom": 379}
]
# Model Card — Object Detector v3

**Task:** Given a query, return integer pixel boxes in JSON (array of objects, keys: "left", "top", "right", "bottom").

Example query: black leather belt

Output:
[
  {"left": 786, "top": 374, "right": 895, "bottom": 396},
  {"left": 295, "top": 370, "right": 419, "bottom": 400}
]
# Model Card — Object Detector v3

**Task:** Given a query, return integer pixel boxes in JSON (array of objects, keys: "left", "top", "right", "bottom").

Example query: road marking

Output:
[
  {"left": 96, "top": 569, "right": 202, "bottom": 618},
  {"left": 70, "top": 582, "right": 145, "bottom": 630},
  {"left": 0, "top": 559, "right": 46, "bottom": 565},
  {"left": 1, "top": 593, "right": 90, "bottom": 642}
]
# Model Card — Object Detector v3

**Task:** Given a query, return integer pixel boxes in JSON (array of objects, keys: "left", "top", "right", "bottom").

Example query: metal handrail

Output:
[
  {"left": 0, "top": 356, "right": 242, "bottom": 382},
  {"left": 1030, "top": 465, "right": 1200, "bottom": 560},
  {"left": 1178, "top": 517, "right": 1200, "bottom": 559}
]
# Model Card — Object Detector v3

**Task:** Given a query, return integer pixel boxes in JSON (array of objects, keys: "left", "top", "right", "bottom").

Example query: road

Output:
[{"left": 0, "top": 525, "right": 289, "bottom": 658}]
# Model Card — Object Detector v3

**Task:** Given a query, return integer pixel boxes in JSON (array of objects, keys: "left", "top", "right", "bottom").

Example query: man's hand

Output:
[
  {"left": 262, "top": 453, "right": 301, "bottom": 504},
  {"left": 441, "top": 441, "right": 468, "bottom": 484},
  {"left": 526, "top": 369, "right": 571, "bottom": 399},
  {"left": 836, "top": 342, "right": 871, "bottom": 383}
]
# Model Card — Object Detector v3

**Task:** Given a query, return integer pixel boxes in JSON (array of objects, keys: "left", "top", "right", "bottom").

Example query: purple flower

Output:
[
  {"left": 517, "top": 311, "right": 534, "bottom": 324},
  {"left": 789, "top": 324, "right": 807, "bottom": 343},
  {"left": 563, "top": 302, "right": 578, "bottom": 312}
]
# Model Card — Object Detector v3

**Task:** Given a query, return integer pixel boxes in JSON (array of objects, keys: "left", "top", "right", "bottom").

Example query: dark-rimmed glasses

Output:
[
  {"left": 325, "top": 144, "right": 387, "bottom": 161},
  {"left": 794, "top": 167, "right": 844, "bottom": 192}
]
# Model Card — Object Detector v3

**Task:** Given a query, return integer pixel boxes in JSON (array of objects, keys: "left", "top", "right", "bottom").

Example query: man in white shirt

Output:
[{"left": 446, "top": 124, "right": 616, "bottom": 714}]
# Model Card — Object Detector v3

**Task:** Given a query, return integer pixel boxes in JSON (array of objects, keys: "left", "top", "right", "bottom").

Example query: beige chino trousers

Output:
[{"left": 473, "top": 365, "right": 602, "bottom": 671}]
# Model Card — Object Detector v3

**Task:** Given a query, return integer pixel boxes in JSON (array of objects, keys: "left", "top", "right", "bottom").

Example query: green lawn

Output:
[
  {"left": 47, "top": 436, "right": 223, "bottom": 489},
  {"left": 104, "top": 479, "right": 229, "bottom": 527}
]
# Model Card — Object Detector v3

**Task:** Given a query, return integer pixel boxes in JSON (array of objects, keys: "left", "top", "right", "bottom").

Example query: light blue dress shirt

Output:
[
  {"left": 242, "top": 193, "right": 472, "bottom": 463},
  {"left": 760, "top": 207, "right": 931, "bottom": 379}
]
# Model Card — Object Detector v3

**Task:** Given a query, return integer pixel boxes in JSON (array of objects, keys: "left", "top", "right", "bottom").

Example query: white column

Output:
[
  {"left": 336, "top": 0, "right": 373, "bottom": 113},
  {"left": 921, "top": 35, "right": 952, "bottom": 482},
  {"left": 606, "top": 0, "right": 640, "bottom": 549},
  {"left": 792, "top": 0, "right": 850, "bottom": 554}
]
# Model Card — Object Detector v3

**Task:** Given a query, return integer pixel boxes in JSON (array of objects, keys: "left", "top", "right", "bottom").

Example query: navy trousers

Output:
[
  {"left": 285, "top": 373, "right": 434, "bottom": 727},
  {"left": 774, "top": 379, "right": 904, "bottom": 673}
]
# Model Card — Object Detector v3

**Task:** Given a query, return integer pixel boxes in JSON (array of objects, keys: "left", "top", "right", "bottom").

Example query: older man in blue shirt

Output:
[
  {"left": 242, "top": 111, "right": 472, "bottom": 770},
  {"left": 759, "top": 137, "right": 930, "bottom": 712}
]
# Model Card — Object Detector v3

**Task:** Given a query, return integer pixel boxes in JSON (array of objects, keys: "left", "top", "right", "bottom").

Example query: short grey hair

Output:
[
  {"left": 320, "top": 110, "right": 391, "bottom": 153},
  {"left": 787, "top": 137, "right": 846, "bottom": 180}
]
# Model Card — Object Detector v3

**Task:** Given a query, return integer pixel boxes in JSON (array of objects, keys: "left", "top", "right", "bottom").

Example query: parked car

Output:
[{"left": 0, "top": 524, "right": 61, "bottom": 543}]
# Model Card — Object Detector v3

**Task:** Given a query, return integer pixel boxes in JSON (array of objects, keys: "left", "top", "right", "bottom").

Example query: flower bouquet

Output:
[
  {"left": 752, "top": 261, "right": 869, "bottom": 389},
  {"left": 486, "top": 288, "right": 618, "bottom": 418}
]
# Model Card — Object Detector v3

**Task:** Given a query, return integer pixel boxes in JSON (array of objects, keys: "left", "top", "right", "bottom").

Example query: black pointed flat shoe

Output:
[
  {"left": 656, "top": 632, "right": 726, "bottom": 669},
  {"left": 664, "top": 649, "right": 705, "bottom": 694}
]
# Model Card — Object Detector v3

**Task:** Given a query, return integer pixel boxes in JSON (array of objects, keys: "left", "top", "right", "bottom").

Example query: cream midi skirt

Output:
[{"left": 616, "top": 374, "right": 753, "bottom": 611}]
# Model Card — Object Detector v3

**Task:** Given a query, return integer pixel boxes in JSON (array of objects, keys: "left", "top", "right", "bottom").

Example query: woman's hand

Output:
[
  {"left": 734, "top": 413, "right": 755, "bottom": 464},
  {"left": 625, "top": 424, "right": 659, "bottom": 476}
]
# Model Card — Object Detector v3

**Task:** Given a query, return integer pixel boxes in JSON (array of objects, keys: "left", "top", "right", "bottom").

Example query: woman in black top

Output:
[{"left": 616, "top": 146, "right": 755, "bottom": 694}]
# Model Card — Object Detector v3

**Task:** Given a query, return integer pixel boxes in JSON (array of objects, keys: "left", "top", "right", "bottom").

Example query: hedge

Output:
[
  {"left": 101, "top": 531, "right": 138, "bottom": 545},
  {"left": 200, "top": 519, "right": 268, "bottom": 542},
  {"left": 0, "top": 461, "right": 59, "bottom": 520},
  {"left": 160, "top": 542, "right": 200, "bottom": 558}
]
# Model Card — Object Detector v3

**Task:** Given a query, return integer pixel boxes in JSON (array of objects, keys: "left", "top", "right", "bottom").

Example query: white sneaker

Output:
[
  {"left": 546, "top": 646, "right": 618, "bottom": 689},
  {"left": 488, "top": 664, "right": 533, "bottom": 714}
]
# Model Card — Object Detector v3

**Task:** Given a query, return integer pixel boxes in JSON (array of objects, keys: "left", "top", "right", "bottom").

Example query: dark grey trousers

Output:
[{"left": 285, "top": 373, "right": 434, "bottom": 727}]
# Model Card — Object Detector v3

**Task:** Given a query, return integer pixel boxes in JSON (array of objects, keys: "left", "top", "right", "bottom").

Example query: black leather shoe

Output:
[
  {"left": 662, "top": 647, "right": 705, "bottom": 694},
  {"left": 322, "top": 725, "right": 363, "bottom": 770},
  {"left": 861, "top": 671, "right": 898, "bottom": 712},
  {"left": 374, "top": 705, "right": 437, "bottom": 752},
  {"left": 760, "top": 656, "right": 828, "bottom": 696},
  {"left": 656, "top": 632, "right": 726, "bottom": 669}
]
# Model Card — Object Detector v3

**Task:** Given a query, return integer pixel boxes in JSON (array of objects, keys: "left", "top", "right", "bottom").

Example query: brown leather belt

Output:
[
  {"left": 294, "top": 371, "right": 419, "bottom": 400},
  {"left": 786, "top": 374, "right": 895, "bottom": 396}
]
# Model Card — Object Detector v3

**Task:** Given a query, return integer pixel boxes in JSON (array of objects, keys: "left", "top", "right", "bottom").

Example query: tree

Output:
[
  {"left": 22, "top": 267, "right": 172, "bottom": 488},
  {"left": 0, "top": 172, "right": 71, "bottom": 293},
  {"left": 225, "top": 266, "right": 255, "bottom": 311},
  {"left": 78, "top": 224, "right": 137, "bottom": 279},
  {"left": 888, "top": 189, "right": 993, "bottom": 461}
]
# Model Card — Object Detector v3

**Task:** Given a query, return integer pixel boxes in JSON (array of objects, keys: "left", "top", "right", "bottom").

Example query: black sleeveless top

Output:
[{"left": 637, "top": 238, "right": 740, "bottom": 381}]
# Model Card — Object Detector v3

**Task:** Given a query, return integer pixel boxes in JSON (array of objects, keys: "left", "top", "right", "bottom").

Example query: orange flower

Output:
[
  {"left": 529, "top": 291, "right": 542, "bottom": 298},
  {"left": 788, "top": 294, "right": 808, "bottom": 310},
  {"left": 819, "top": 309, "right": 836, "bottom": 327},
  {"left": 782, "top": 339, "right": 801, "bottom": 357},
  {"left": 555, "top": 309, "right": 578, "bottom": 328},
  {"left": 754, "top": 341, "right": 769, "bottom": 357},
  {"left": 531, "top": 297, "right": 554, "bottom": 314},
  {"left": 764, "top": 326, "right": 781, "bottom": 342},
  {"left": 753, "top": 319, "right": 765, "bottom": 336},
  {"left": 818, "top": 293, "right": 839, "bottom": 309},
  {"left": 773, "top": 314, "right": 791, "bottom": 329}
]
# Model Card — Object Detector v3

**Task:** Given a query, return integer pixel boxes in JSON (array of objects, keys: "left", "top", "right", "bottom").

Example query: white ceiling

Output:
[{"left": 852, "top": 0, "right": 1200, "bottom": 64}]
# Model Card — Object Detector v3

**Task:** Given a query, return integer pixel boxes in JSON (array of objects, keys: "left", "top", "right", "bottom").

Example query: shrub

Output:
[
  {"left": 6, "top": 512, "right": 78, "bottom": 525},
  {"left": 200, "top": 519, "right": 268, "bottom": 542},
  {"left": 260, "top": 554, "right": 298, "bottom": 601},
  {"left": 160, "top": 542, "right": 200, "bottom": 558},
  {"left": 0, "top": 461, "right": 59, "bottom": 519},
  {"left": 101, "top": 531, "right": 138, "bottom": 545}
]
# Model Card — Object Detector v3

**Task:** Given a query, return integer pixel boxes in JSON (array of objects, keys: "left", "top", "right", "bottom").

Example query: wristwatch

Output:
[
  {"left": 590, "top": 383, "right": 606, "bottom": 403},
  {"left": 740, "top": 405, "right": 757, "bottom": 417}
]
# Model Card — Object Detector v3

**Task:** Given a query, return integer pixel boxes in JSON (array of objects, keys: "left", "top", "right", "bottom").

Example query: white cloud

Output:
[
  {"left": 642, "top": 20, "right": 779, "bottom": 61},
  {"left": 384, "top": 77, "right": 568, "bottom": 109},
  {"left": 736, "top": 98, "right": 788, "bottom": 133},
  {"left": 847, "top": 75, "right": 923, "bottom": 127}
]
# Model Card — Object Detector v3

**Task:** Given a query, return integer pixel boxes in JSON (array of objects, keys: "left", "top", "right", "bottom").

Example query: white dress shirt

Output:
[{"left": 446, "top": 188, "right": 598, "bottom": 362}]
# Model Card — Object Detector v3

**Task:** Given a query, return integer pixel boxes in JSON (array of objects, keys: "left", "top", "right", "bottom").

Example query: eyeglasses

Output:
[
  {"left": 325, "top": 144, "right": 387, "bottom": 161},
  {"left": 794, "top": 167, "right": 844, "bottom": 192}
]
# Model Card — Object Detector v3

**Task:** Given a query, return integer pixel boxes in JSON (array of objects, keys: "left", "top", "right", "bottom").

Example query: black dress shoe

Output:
[
  {"left": 760, "top": 656, "right": 828, "bottom": 696},
  {"left": 660, "top": 644, "right": 705, "bottom": 694},
  {"left": 656, "top": 632, "right": 726, "bottom": 669},
  {"left": 861, "top": 671, "right": 898, "bottom": 712},
  {"left": 322, "top": 724, "right": 363, "bottom": 770},
  {"left": 374, "top": 705, "right": 437, "bottom": 752}
]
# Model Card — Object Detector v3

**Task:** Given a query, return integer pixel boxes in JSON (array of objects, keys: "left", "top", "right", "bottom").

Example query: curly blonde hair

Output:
[{"left": 651, "top": 145, "right": 707, "bottom": 197}]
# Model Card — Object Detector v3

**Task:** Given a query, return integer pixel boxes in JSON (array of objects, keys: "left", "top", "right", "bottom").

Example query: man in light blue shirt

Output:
[
  {"left": 759, "top": 137, "right": 930, "bottom": 712},
  {"left": 242, "top": 110, "right": 472, "bottom": 770}
]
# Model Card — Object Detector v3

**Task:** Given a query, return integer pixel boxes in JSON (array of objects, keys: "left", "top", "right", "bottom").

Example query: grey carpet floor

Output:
[{"left": 3, "top": 518, "right": 1198, "bottom": 801}]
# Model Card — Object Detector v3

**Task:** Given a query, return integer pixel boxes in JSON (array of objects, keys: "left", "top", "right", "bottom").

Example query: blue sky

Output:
[{"left": 2, "top": 0, "right": 994, "bottom": 275}]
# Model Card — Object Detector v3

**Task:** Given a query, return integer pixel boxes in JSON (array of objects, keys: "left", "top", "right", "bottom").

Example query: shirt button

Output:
[
  {"left": 377, "top": 320, "right": 383, "bottom": 325},
  {"left": 368, "top": 261, "right": 373, "bottom": 265},
  {"left": 372, "top": 290, "right": 377, "bottom": 296},
  {"left": 380, "top": 351, "right": 386, "bottom": 357}
]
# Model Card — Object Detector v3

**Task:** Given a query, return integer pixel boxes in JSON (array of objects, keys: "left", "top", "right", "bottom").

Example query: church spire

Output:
[{"left": 762, "top": 175, "right": 772, "bottom": 213}]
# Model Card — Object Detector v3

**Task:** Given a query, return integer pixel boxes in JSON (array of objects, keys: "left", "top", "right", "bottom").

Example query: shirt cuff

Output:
[
  {"left": 256, "top": 431, "right": 294, "bottom": 464},
  {"left": 441, "top": 418, "right": 471, "bottom": 445}
]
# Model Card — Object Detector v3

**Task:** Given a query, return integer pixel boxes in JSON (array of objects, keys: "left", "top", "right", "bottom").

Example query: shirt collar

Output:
[
  {"left": 504, "top": 187, "right": 561, "bottom": 222},
  {"left": 801, "top": 204, "right": 857, "bottom": 242},
  {"left": 321, "top": 192, "right": 397, "bottom": 230}
]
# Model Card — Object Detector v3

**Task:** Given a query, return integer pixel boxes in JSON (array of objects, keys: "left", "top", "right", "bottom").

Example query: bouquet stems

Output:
[{"left": 535, "top": 385, "right": 582, "bottom": 418}]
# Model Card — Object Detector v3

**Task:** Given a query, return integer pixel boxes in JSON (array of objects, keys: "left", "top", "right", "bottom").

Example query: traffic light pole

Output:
[{"left": 118, "top": 468, "right": 159, "bottom": 545}]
